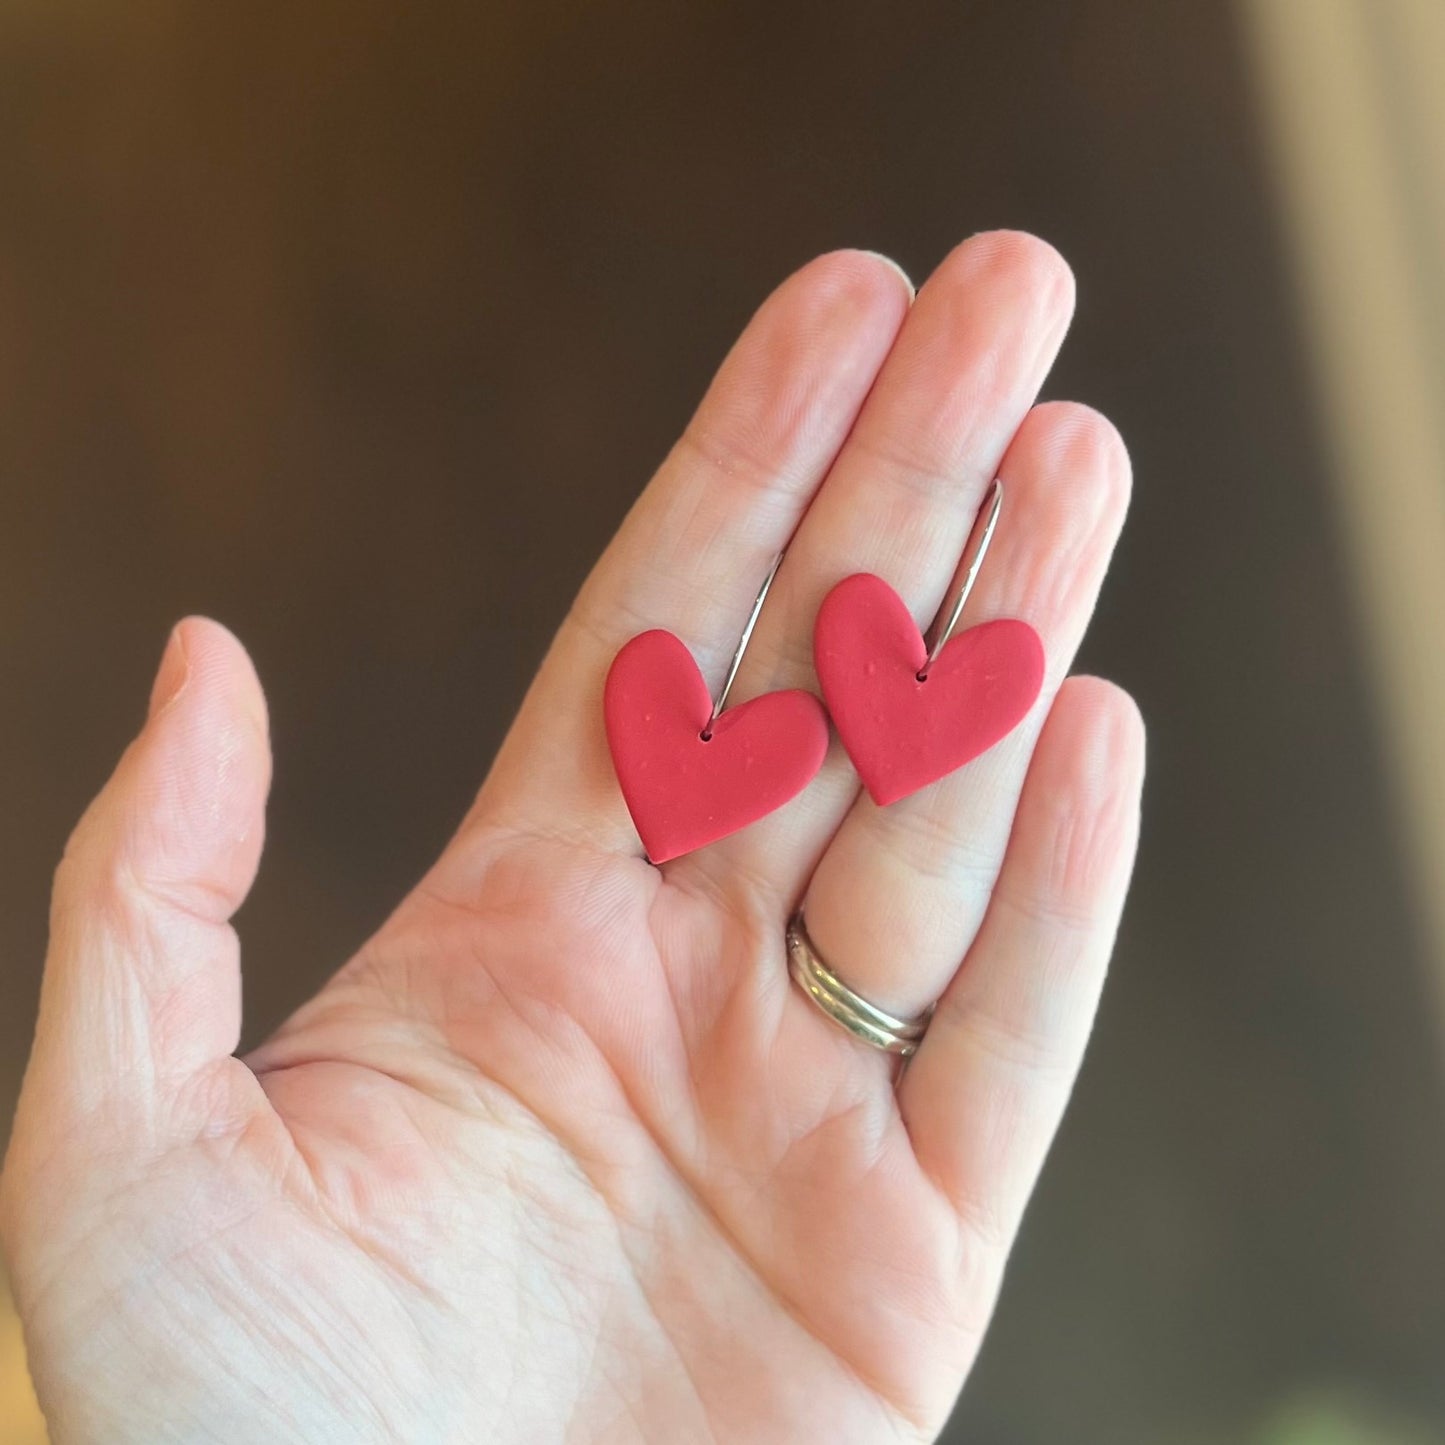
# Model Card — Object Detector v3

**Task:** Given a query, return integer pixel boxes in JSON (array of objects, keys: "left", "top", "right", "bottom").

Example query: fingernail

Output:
[{"left": 148, "top": 625, "right": 190, "bottom": 720}]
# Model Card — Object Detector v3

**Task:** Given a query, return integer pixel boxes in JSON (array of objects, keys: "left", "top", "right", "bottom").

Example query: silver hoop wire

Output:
[
  {"left": 919, "top": 478, "right": 1004, "bottom": 680},
  {"left": 703, "top": 551, "right": 785, "bottom": 739}
]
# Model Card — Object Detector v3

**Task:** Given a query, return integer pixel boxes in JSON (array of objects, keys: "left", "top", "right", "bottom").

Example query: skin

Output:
[{"left": 0, "top": 232, "right": 1144, "bottom": 1444}]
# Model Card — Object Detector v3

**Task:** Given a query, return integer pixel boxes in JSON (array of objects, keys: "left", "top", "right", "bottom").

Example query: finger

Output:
[
  {"left": 10, "top": 619, "right": 273, "bottom": 1147},
  {"left": 468, "top": 251, "right": 913, "bottom": 855},
  {"left": 798, "top": 401, "right": 1131, "bottom": 1020},
  {"left": 678, "top": 231, "right": 1076, "bottom": 907},
  {"left": 899, "top": 677, "right": 1144, "bottom": 1251}
]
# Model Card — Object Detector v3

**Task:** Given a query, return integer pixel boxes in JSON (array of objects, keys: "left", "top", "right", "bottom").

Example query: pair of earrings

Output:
[{"left": 604, "top": 482, "right": 1044, "bottom": 864}]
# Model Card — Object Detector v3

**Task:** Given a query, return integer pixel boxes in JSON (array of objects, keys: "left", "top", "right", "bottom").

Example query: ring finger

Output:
[{"left": 801, "top": 397, "right": 1133, "bottom": 1023}]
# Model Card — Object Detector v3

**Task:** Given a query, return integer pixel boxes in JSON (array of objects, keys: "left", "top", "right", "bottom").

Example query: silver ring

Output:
[{"left": 786, "top": 911, "right": 932, "bottom": 1057}]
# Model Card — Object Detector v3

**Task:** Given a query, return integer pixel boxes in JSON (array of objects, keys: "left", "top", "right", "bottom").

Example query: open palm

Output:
[{"left": 1, "top": 234, "right": 1142, "bottom": 1444}]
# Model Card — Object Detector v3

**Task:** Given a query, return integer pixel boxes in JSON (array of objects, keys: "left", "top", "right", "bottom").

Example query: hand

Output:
[{"left": 1, "top": 233, "right": 1142, "bottom": 1444}]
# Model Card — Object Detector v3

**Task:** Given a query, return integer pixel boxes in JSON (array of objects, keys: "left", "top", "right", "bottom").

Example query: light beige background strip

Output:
[
  {"left": 1239, "top": 0, "right": 1445, "bottom": 1036},
  {"left": 0, "top": 1284, "right": 44, "bottom": 1444}
]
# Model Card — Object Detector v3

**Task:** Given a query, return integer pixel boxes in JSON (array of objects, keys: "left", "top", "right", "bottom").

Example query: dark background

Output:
[{"left": 2, "top": 3, "right": 1443, "bottom": 1440}]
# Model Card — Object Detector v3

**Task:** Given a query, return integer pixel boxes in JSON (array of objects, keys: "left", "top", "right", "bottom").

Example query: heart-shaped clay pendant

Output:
[
  {"left": 814, "top": 573, "right": 1044, "bottom": 806},
  {"left": 605, "top": 629, "right": 830, "bottom": 863}
]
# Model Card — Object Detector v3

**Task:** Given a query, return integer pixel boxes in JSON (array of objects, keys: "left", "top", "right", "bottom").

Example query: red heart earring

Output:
[
  {"left": 814, "top": 481, "right": 1045, "bottom": 806},
  {"left": 605, "top": 555, "right": 829, "bottom": 863}
]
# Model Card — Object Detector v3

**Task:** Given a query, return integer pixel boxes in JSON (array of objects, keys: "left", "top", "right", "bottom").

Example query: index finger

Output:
[{"left": 465, "top": 251, "right": 913, "bottom": 855}]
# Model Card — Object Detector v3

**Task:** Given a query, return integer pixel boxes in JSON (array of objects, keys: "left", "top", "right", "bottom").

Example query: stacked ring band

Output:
[{"left": 786, "top": 911, "right": 932, "bottom": 1058}]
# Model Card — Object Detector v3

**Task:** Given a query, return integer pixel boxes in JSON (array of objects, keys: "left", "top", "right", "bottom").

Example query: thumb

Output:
[{"left": 18, "top": 617, "right": 272, "bottom": 1145}]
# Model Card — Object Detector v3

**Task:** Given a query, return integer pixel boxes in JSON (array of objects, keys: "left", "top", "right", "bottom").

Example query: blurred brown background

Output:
[{"left": 3, "top": 2, "right": 1445, "bottom": 1442}]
